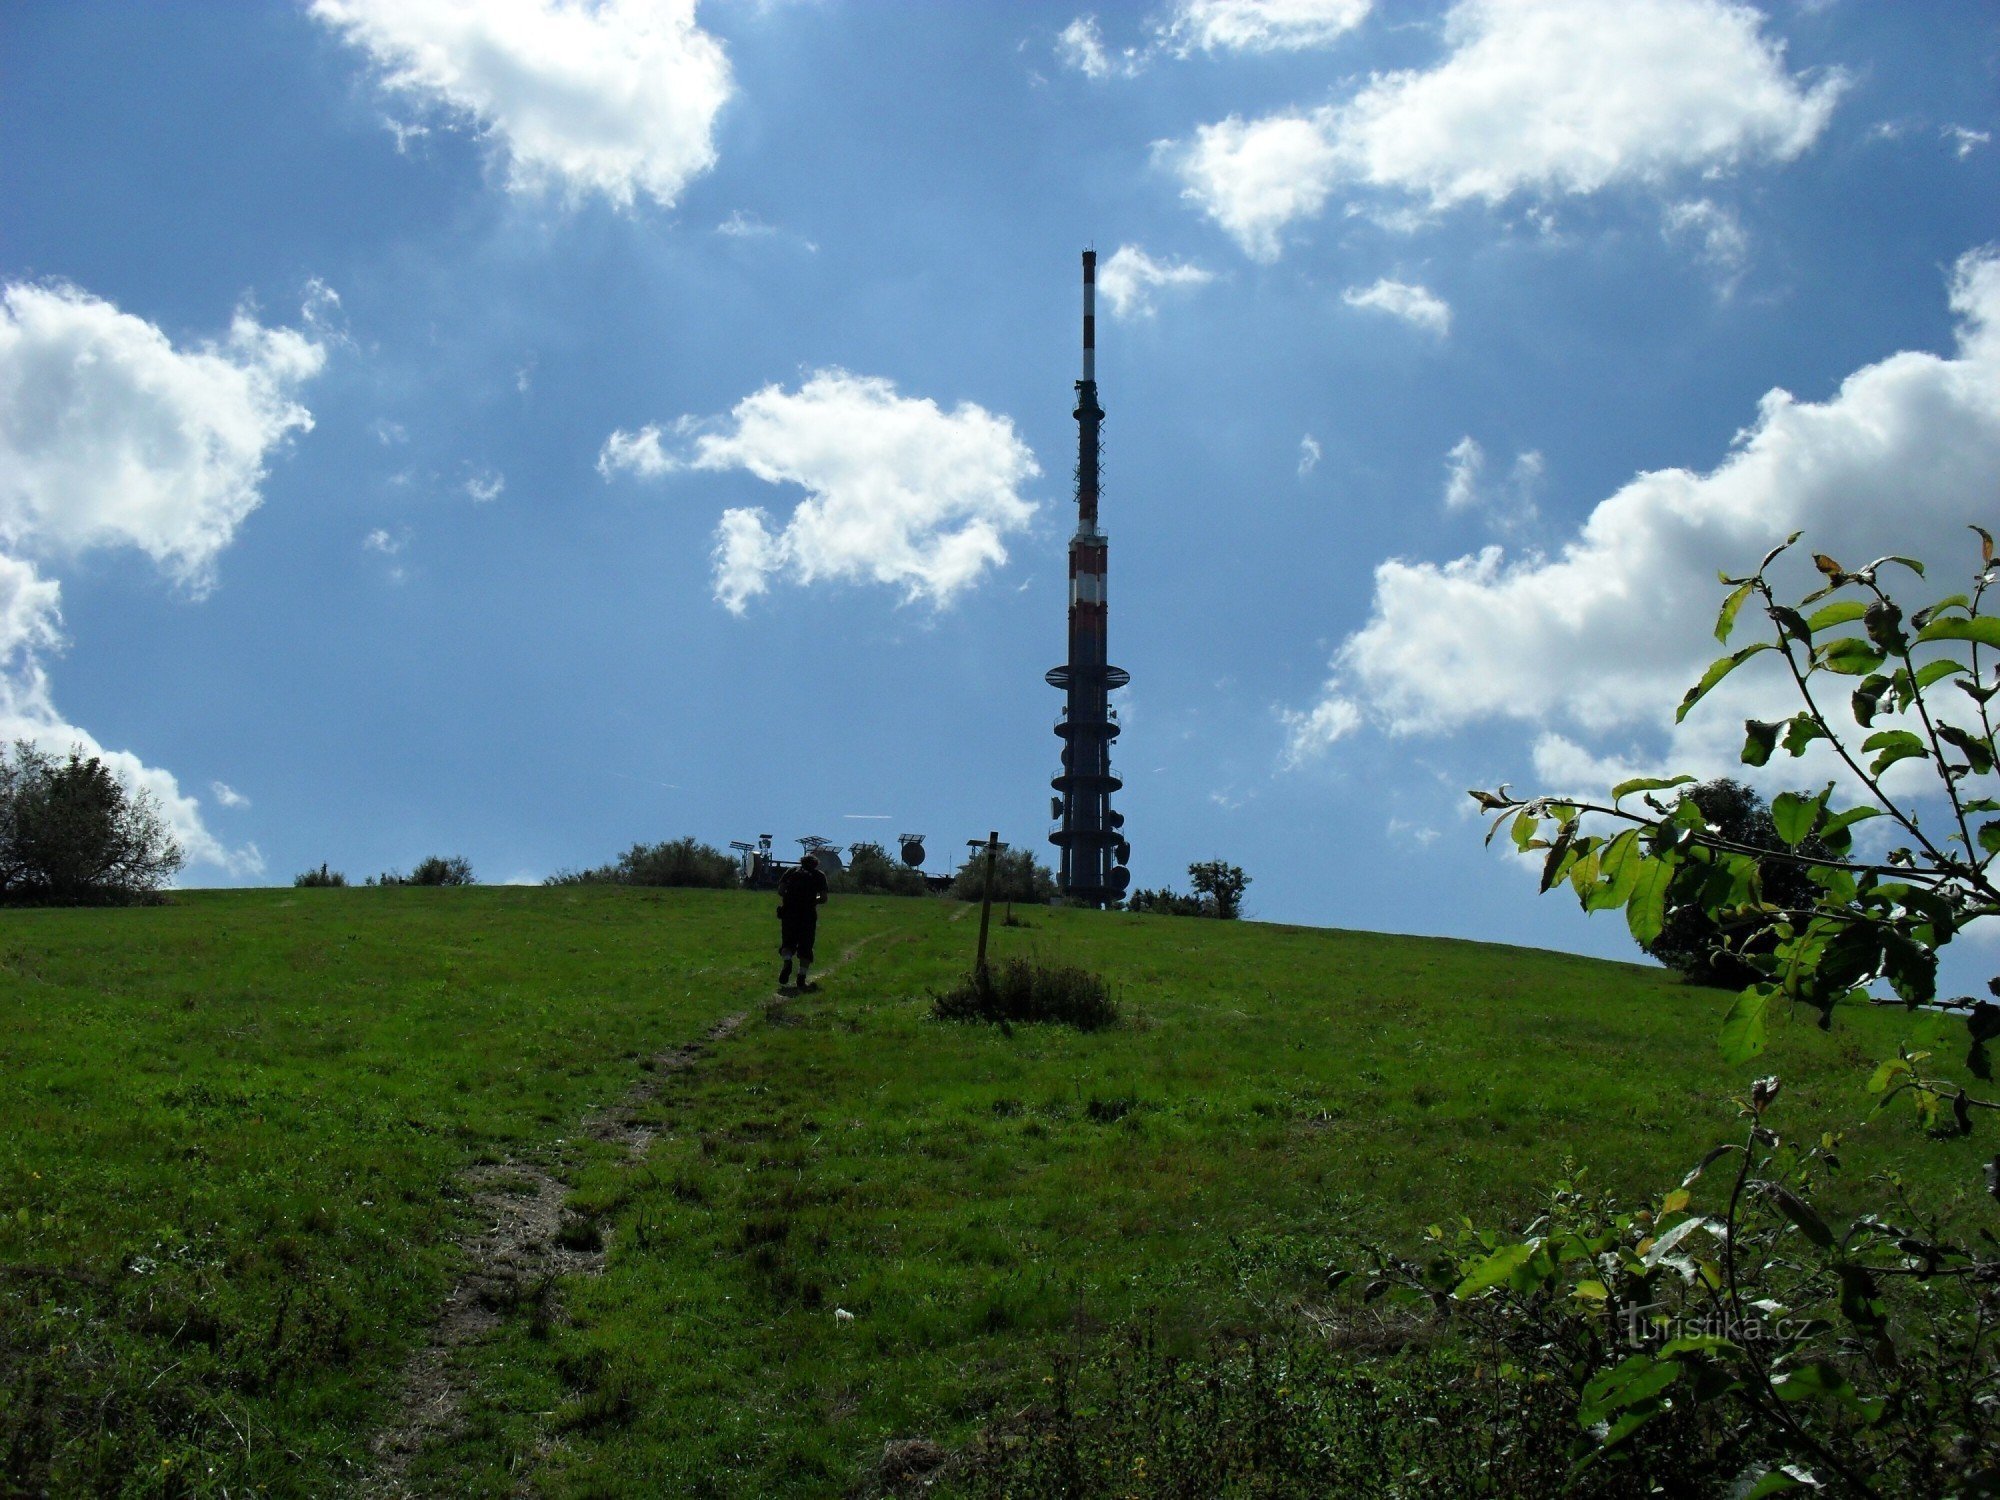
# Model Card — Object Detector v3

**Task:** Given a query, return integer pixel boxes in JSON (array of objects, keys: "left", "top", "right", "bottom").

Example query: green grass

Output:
[{"left": 0, "top": 888, "right": 1982, "bottom": 1496}]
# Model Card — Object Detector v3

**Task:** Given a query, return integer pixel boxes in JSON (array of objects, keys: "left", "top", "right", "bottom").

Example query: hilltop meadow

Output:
[{"left": 1, "top": 886, "right": 1981, "bottom": 1496}]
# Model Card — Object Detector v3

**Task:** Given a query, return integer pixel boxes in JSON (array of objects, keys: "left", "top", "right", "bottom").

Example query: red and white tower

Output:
[{"left": 1047, "top": 251, "right": 1130, "bottom": 905}]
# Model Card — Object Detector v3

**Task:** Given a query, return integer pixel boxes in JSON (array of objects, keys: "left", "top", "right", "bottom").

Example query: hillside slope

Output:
[{"left": 0, "top": 888, "right": 1974, "bottom": 1495}]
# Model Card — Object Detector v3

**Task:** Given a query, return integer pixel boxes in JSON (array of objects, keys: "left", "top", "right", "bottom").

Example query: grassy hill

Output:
[{"left": 1, "top": 887, "right": 1981, "bottom": 1495}]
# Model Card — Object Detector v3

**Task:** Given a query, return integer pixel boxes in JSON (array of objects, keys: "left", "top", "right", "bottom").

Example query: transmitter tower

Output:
[{"left": 1047, "top": 250, "right": 1130, "bottom": 906}]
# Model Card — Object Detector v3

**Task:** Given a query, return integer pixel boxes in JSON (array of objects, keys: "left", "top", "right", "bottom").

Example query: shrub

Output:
[
  {"left": 407, "top": 855, "right": 474, "bottom": 886},
  {"left": 546, "top": 838, "right": 739, "bottom": 890},
  {"left": 949, "top": 847, "right": 1056, "bottom": 904},
  {"left": 831, "top": 841, "right": 929, "bottom": 897},
  {"left": 930, "top": 957, "right": 1117, "bottom": 1030},
  {"left": 1126, "top": 887, "right": 1207, "bottom": 916},
  {"left": 0, "top": 741, "right": 182, "bottom": 904},
  {"left": 292, "top": 864, "right": 347, "bottom": 888},
  {"left": 1127, "top": 860, "right": 1251, "bottom": 918}
]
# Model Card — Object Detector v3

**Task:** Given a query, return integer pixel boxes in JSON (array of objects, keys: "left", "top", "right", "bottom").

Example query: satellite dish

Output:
[
  {"left": 815, "top": 846, "right": 844, "bottom": 873},
  {"left": 1050, "top": 796, "right": 1063, "bottom": 821},
  {"left": 1115, "top": 839, "right": 1131, "bottom": 866},
  {"left": 1110, "top": 865, "right": 1132, "bottom": 892},
  {"left": 900, "top": 839, "right": 926, "bottom": 868}
]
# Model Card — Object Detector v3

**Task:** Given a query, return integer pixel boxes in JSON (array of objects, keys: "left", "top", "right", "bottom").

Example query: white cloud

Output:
[
  {"left": 1057, "top": 15, "right": 1143, "bottom": 78},
  {"left": 597, "top": 422, "right": 680, "bottom": 479},
  {"left": 1279, "top": 692, "right": 1360, "bottom": 763},
  {"left": 0, "top": 281, "right": 324, "bottom": 591},
  {"left": 211, "top": 781, "right": 250, "bottom": 809},
  {"left": 1164, "top": 111, "right": 1345, "bottom": 261},
  {"left": 0, "top": 282, "right": 319, "bottom": 877},
  {"left": 627, "top": 371, "right": 1039, "bottom": 613},
  {"left": 363, "top": 528, "right": 404, "bottom": 554},
  {"left": 1284, "top": 249, "right": 2000, "bottom": 786},
  {"left": 1663, "top": 197, "right": 1750, "bottom": 287},
  {"left": 1443, "top": 435, "right": 1484, "bottom": 510},
  {"left": 312, "top": 0, "right": 733, "bottom": 209},
  {"left": 1945, "top": 125, "right": 1991, "bottom": 160},
  {"left": 1167, "top": 0, "right": 1842, "bottom": 257},
  {"left": 1162, "top": 0, "right": 1372, "bottom": 53},
  {"left": 1097, "top": 244, "right": 1215, "bottom": 319},
  {"left": 1342, "top": 276, "right": 1451, "bottom": 334},
  {"left": 464, "top": 468, "right": 505, "bottom": 503},
  {"left": 717, "top": 208, "right": 777, "bottom": 237},
  {"left": 1298, "top": 434, "right": 1322, "bottom": 477}
]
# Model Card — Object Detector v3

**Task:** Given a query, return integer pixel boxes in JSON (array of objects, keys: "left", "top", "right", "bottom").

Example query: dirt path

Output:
[{"left": 359, "top": 935, "right": 879, "bottom": 1496}]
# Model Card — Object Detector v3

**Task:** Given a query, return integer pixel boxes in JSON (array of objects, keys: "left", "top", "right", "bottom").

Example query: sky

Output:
[{"left": 2, "top": 0, "right": 1998, "bottom": 979}]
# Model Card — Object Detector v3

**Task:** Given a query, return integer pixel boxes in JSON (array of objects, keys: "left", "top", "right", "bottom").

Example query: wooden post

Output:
[{"left": 974, "top": 830, "right": 1000, "bottom": 976}]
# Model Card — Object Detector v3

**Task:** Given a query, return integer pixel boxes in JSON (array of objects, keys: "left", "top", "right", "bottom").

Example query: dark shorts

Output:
[{"left": 778, "top": 910, "right": 818, "bottom": 964}]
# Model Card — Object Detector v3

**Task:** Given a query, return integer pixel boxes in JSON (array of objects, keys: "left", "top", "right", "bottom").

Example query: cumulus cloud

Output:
[
  {"left": 0, "top": 282, "right": 323, "bottom": 590},
  {"left": 1284, "top": 249, "right": 2000, "bottom": 779},
  {"left": 1298, "top": 434, "right": 1322, "bottom": 477},
  {"left": 311, "top": 0, "right": 733, "bottom": 209},
  {"left": 597, "top": 423, "right": 680, "bottom": 479},
  {"left": 211, "top": 781, "right": 250, "bottom": 809},
  {"left": 1442, "top": 436, "right": 1542, "bottom": 527},
  {"left": 1167, "top": 0, "right": 1842, "bottom": 257},
  {"left": 0, "top": 282, "right": 319, "bottom": 875},
  {"left": 1162, "top": 0, "right": 1372, "bottom": 53},
  {"left": 608, "top": 371, "right": 1040, "bottom": 612},
  {"left": 1097, "top": 245, "right": 1215, "bottom": 319},
  {"left": 1343, "top": 276, "right": 1451, "bottom": 335},
  {"left": 1443, "top": 436, "right": 1484, "bottom": 510}
]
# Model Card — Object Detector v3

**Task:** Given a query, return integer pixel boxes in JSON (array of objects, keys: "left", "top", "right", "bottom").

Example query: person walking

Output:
[{"left": 776, "top": 854, "right": 829, "bottom": 989}]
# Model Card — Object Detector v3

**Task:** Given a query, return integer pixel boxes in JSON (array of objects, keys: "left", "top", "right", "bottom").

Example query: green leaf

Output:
[
  {"left": 1580, "top": 1353, "right": 1681, "bottom": 1428},
  {"left": 1585, "top": 830, "right": 1644, "bottom": 912},
  {"left": 1861, "top": 729, "right": 1927, "bottom": 776},
  {"left": 1714, "top": 581, "right": 1754, "bottom": 643},
  {"left": 1936, "top": 723, "right": 1995, "bottom": 774},
  {"left": 1773, "top": 1362, "right": 1885, "bottom": 1424},
  {"left": 1979, "top": 821, "right": 2000, "bottom": 857},
  {"left": 1911, "top": 594, "right": 1970, "bottom": 629},
  {"left": 1765, "top": 1185, "right": 1834, "bottom": 1248},
  {"left": 1720, "top": 989, "right": 1770, "bottom": 1065},
  {"left": 1916, "top": 615, "right": 2000, "bottom": 649},
  {"left": 1611, "top": 773, "right": 1695, "bottom": 803},
  {"left": 1770, "top": 790, "right": 1823, "bottom": 847},
  {"left": 1626, "top": 857, "right": 1674, "bottom": 947},
  {"left": 1851, "top": 674, "right": 1892, "bottom": 727},
  {"left": 1453, "top": 1240, "right": 1537, "bottom": 1298},
  {"left": 1741, "top": 719, "right": 1780, "bottom": 767},
  {"left": 1804, "top": 600, "right": 1867, "bottom": 633},
  {"left": 1781, "top": 714, "right": 1826, "bottom": 756},
  {"left": 1816, "top": 638, "right": 1887, "bottom": 676},
  {"left": 1916, "top": 657, "right": 1967, "bottom": 688},
  {"left": 1742, "top": 1466, "right": 1817, "bottom": 1498},
  {"left": 1867, "top": 1057, "right": 1911, "bottom": 1095},
  {"left": 1861, "top": 553, "right": 1925, "bottom": 579},
  {"left": 1820, "top": 806, "right": 1882, "bottom": 839},
  {"left": 1678, "top": 644, "right": 1772, "bottom": 723}
]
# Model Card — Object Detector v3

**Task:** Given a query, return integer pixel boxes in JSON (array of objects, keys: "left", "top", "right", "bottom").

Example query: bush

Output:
[
  {"left": 930, "top": 957, "right": 1117, "bottom": 1030},
  {"left": 292, "top": 864, "right": 347, "bottom": 888},
  {"left": 407, "top": 855, "right": 474, "bottom": 886},
  {"left": 1127, "top": 860, "right": 1251, "bottom": 919},
  {"left": 1126, "top": 887, "right": 1207, "bottom": 916},
  {"left": 0, "top": 741, "right": 182, "bottom": 904},
  {"left": 949, "top": 847, "right": 1056, "bottom": 904},
  {"left": 831, "top": 841, "right": 930, "bottom": 897}
]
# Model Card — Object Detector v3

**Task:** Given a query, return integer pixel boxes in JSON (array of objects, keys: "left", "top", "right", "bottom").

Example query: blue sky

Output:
[{"left": 2, "top": 0, "right": 1997, "bottom": 973}]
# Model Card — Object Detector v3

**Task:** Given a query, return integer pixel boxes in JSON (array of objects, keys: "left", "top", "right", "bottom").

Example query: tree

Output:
[
  {"left": 0, "top": 742, "right": 182, "bottom": 903},
  {"left": 1187, "top": 859, "right": 1250, "bottom": 920},
  {"left": 545, "top": 838, "right": 740, "bottom": 889},
  {"left": 407, "top": 855, "right": 474, "bottom": 886},
  {"left": 1643, "top": 778, "right": 1830, "bottom": 986},
  {"left": 949, "top": 846, "right": 1056, "bottom": 904}
]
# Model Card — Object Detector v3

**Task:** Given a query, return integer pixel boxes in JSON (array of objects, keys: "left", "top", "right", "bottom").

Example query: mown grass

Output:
[{"left": 1, "top": 888, "right": 1982, "bottom": 1496}]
